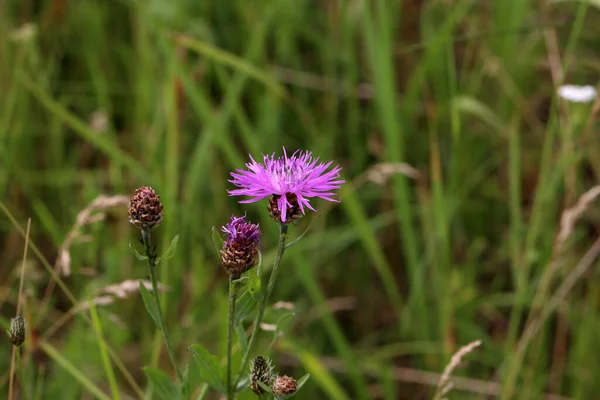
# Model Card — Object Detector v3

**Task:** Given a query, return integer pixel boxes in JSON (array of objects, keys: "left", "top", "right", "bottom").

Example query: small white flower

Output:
[{"left": 557, "top": 84, "right": 597, "bottom": 103}]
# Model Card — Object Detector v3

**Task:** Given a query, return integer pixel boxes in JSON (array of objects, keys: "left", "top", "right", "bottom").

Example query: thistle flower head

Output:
[
  {"left": 228, "top": 148, "right": 345, "bottom": 223},
  {"left": 128, "top": 186, "right": 164, "bottom": 230},
  {"left": 272, "top": 375, "right": 298, "bottom": 396},
  {"left": 7, "top": 315, "right": 27, "bottom": 347},
  {"left": 558, "top": 84, "right": 597, "bottom": 103},
  {"left": 220, "top": 215, "right": 261, "bottom": 277},
  {"left": 249, "top": 356, "right": 276, "bottom": 396}
]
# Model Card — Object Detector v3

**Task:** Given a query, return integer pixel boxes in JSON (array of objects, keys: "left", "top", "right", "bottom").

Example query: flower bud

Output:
[
  {"left": 220, "top": 215, "right": 261, "bottom": 277},
  {"left": 249, "top": 356, "right": 275, "bottom": 396},
  {"left": 128, "top": 186, "right": 164, "bottom": 230},
  {"left": 272, "top": 375, "right": 298, "bottom": 396},
  {"left": 7, "top": 315, "right": 27, "bottom": 347}
]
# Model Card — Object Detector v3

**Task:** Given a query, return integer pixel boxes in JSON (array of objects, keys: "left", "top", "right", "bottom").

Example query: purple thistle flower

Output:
[
  {"left": 220, "top": 215, "right": 261, "bottom": 277},
  {"left": 228, "top": 149, "right": 345, "bottom": 223}
]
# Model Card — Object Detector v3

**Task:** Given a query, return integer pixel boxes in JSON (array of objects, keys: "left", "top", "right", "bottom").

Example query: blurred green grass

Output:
[{"left": 1, "top": 0, "right": 600, "bottom": 399}]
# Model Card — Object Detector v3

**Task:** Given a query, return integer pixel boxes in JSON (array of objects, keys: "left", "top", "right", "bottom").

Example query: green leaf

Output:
[
  {"left": 143, "top": 366, "right": 180, "bottom": 400},
  {"left": 139, "top": 281, "right": 161, "bottom": 330},
  {"left": 181, "top": 364, "right": 190, "bottom": 397},
  {"left": 258, "top": 381, "right": 274, "bottom": 395},
  {"left": 212, "top": 226, "right": 224, "bottom": 255},
  {"left": 160, "top": 234, "right": 180, "bottom": 260},
  {"left": 234, "top": 290, "right": 259, "bottom": 326},
  {"left": 232, "top": 275, "right": 250, "bottom": 290},
  {"left": 129, "top": 243, "right": 148, "bottom": 261},
  {"left": 287, "top": 374, "right": 310, "bottom": 398},
  {"left": 266, "top": 312, "right": 296, "bottom": 352},
  {"left": 188, "top": 344, "right": 226, "bottom": 394},
  {"left": 236, "top": 324, "right": 249, "bottom": 355},
  {"left": 235, "top": 376, "right": 249, "bottom": 393},
  {"left": 247, "top": 263, "right": 262, "bottom": 301},
  {"left": 285, "top": 215, "right": 321, "bottom": 249}
]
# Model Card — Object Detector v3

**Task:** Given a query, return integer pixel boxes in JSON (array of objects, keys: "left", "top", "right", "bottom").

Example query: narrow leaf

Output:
[
  {"left": 285, "top": 215, "right": 321, "bottom": 249},
  {"left": 232, "top": 275, "right": 250, "bottom": 290},
  {"left": 267, "top": 312, "right": 296, "bottom": 352},
  {"left": 129, "top": 243, "right": 148, "bottom": 261},
  {"left": 181, "top": 364, "right": 190, "bottom": 397},
  {"left": 289, "top": 374, "right": 311, "bottom": 398},
  {"left": 258, "top": 381, "right": 275, "bottom": 395},
  {"left": 188, "top": 344, "right": 226, "bottom": 394},
  {"left": 143, "top": 366, "right": 180, "bottom": 400},
  {"left": 139, "top": 280, "right": 162, "bottom": 330},
  {"left": 236, "top": 324, "right": 248, "bottom": 355},
  {"left": 247, "top": 264, "right": 261, "bottom": 301},
  {"left": 235, "top": 376, "right": 249, "bottom": 393},
  {"left": 212, "top": 226, "right": 224, "bottom": 255},
  {"left": 234, "top": 290, "right": 259, "bottom": 326},
  {"left": 161, "top": 234, "right": 180, "bottom": 260}
]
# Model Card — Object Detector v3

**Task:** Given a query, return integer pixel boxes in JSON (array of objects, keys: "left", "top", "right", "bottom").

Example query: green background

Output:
[{"left": 1, "top": 0, "right": 600, "bottom": 399}]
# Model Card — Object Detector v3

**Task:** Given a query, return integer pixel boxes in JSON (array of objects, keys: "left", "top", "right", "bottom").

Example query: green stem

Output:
[
  {"left": 226, "top": 275, "right": 238, "bottom": 400},
  {"left": 16, "top": 349, "right": 27, "bottom": 400},
  {"left": 141, "top": 229, "right": 184, "bottom": 383},
  {"left": 234, "top": 223, "right": 288, "bottom": 386}
]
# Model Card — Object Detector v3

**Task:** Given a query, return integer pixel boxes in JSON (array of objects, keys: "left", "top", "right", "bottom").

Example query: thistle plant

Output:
[
  {"left": 220, "top": 215, "right": 262, "bottom": 399},
  {"left": 131, "top": 149, "right": 343, "bottom": 399},
  {"left": 128, "top": 187, "right": 183, "bottom": 383},
  {"left": 228, "top": 148, "right": 344, "bottom": 390}
]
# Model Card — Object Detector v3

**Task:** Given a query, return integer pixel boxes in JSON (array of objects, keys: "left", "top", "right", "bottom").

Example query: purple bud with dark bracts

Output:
[{"left": 220, "top": 215, "right": 261, "bottom": 277}]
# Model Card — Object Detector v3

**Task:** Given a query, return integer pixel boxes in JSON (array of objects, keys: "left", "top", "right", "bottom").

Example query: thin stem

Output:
[
  {"left": 141, "top": 229, "right": 184, "bottom": 383},
  {"left": 226, "top": 275, "right": 238, "bottom": 400},
  {"left": 8, "top": 346, "right": 16, "bottom": 400},
  {"left": 234, "top": 223, "right": 288, "bottom": 386},
  {"left": 16, "top": 348, "right": 27, "bottom": 400}
]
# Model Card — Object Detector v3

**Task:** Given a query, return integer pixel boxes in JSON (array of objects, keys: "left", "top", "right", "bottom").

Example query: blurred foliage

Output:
[{"left": 1, "top": 0, "right": 600, "bottom": 399}]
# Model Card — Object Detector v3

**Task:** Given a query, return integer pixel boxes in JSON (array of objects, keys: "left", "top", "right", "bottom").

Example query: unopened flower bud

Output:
[
  {"left": 249, "top": 356, "right": 275, "bottom": 396},
  {"left": 7, "top": 315, "right": 27, "bottom": 347},
  {"left": 128, "top": 186, "right": 164, "bottom": 230},
  {"left": 220, "top": 215, "right": 261, "bottom": 277},
  {"left": 272, "top": 375, "right": 297, "bottom": 396}
]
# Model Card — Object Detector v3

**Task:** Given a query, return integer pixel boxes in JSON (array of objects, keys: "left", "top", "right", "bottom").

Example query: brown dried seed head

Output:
[
  {"left": 272, "top": 375, "right": 298, "bottom": 396},
  {"left": 7, "top": 315, "right": 27, "bottom": 347},
  {"left": 249, "top": 356, "right": 275, "bottom": 395},
  {"left": 128, "top": 186, "right": 164, "bottom": 230}
]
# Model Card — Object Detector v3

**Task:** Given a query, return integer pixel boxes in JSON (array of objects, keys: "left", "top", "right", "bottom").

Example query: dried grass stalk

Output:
[
  {"left": 433, "top": 340, "right": 482, "bottom": 400},
  {"left": 556, "top": 185, "right": 600, "bottom": 252},
  {"left": 55, "top": 195, "right": 129, "bottom": 276}
]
